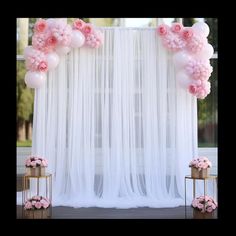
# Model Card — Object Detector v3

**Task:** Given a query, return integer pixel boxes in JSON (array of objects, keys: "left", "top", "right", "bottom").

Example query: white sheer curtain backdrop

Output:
[{"left": 27, "top": 26, "right": 206, "bottom": 208}]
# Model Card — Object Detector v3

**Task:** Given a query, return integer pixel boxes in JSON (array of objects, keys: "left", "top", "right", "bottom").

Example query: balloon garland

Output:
[
  {"left": 157, "top": 22, "right": 214, "bottom": 99},
  {"left": 24, "top": 18, "right": 104, "bottom": 89}
]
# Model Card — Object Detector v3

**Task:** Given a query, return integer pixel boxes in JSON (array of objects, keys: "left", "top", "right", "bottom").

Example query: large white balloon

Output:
[
  {"left": 46, "top": 52, "right": 60, "bottom": 70},
  {"left": 173, "top": 51, "right": 192, "bottom": 69},
  {"left": 23, "top": 46, "right": 33, "bottom": 59},
  {"left": 176, "top": 70, "right": 192, "bottom": 89},
  {"left": 70, "top": 30, "right": 85, "bottom": 48},
  {"left": 192, "top": 22, "right": 210, "bottom": 37},
  {"left": 24, "top": 71, "right": 47, "bottom": 89},
  {"left": 196, "top": 43, "right": 214, "bottom": 60},
  {"left": 55, "top": 46, "right": 71, "bottom": 56}
]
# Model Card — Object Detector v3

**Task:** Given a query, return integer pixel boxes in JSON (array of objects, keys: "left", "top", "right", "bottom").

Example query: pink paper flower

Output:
[
  {"left": 73, "top": 19, "right": 85, "bottom": 31},
  {"left": 171, "top": 23, "right": 183, "bottom": 33},
  {"left": 185, "top": 59, "right": 213, "bottom": 81},
  {"left": 188, "top": 84, "right": 198, "bottom": 95},
  {"left": 156, "top": 24, "right": 169, "bottom": 36},
  {"left": 162, "top": 31, "right": 186, "bottom": 51},
  {"left": 181, "top": 27, "right": 194, "bottom": 40},
  {"left": 34, "top": 19, "right": 47, "bottom": 33}
]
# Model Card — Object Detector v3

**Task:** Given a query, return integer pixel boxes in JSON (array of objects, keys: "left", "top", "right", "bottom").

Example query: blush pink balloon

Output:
[
  {"left": 196, "top": 43, "right": 214, "bottom": 60},
  {"left": 24, "top": 71, "right": 47, "bottom": 89},
  {"left": 192, "top": 22, "right": 210, "bottom": 38},
  {"left": 173, "top": 51, "right": 192, "bottom": 69},
  {"left": 46, "top": 52, "right": 59, "bottom": 70},
  {"left": 23, "top": 46, "right": 33, "bottom": 59},
  {"left": 176, "top": 70, "right": 192, "bottom": 89},
  {"left": 70, "top": 30, "right": 85, "bottom": 48},
  {"left": 55, "top": 45, "right": 71, "bottom": 55}
]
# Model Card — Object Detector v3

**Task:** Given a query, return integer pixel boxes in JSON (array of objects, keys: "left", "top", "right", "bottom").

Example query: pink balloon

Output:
[
  {"left": 23, "top": 46, "right": 33, "bottom": 59},
  {"left": 192, "top": 22, "right": 210, "bottom": 38},
  {"left": 55, "top": 46, "right": 71, "bottom": 55},
  {"left": 70, "top": 30, "right": 85, "bottom": 48},
  {"left": 24, "top": 71, "right": 47, "bottom": 89},
  {"left": 195, "top": 43, "right": 214, "bottom": 60},
  {"left": 46, "top": 52, "right": 59, "bottom": 70},
  {"left": 176, "top": 70, "right": 192, "bottom": 89},
  {"left": 173, "top": 51, "right": 192, "bottom": 69}
]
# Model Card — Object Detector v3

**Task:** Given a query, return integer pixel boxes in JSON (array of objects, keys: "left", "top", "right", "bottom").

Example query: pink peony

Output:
[
  {"left": 38, "top": 61, "right": 48, "bottom": 72},
  {"left": 171, "top": 23, "right": 183, "bottom": 33},
  {"left": 24, "top": 201, "right": 32, "bottom": 209},
  {"left": 73, "top": 19, "right": 85, "bottom": 31},
  {"left": 34, "top": 19, "right": 47, "bottom": 33},
  {"left": 82, "top": 23, "right": 94, "bottom": 35},
  {"left": 181, "top": 27, "right": 194, "bottom": 40}
]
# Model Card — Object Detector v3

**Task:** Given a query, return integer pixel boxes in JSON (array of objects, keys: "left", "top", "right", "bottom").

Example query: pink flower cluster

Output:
[
  {"left": 25, "top": 48, "right": 48, "bottom": 72},
  {"left": 192, "top": 196, "right": 217, "bottom": 213},
  {"left": 189, "top": 156, "right": 212, "bottom": 171},
  {"left": 25, "top": 156, "right": 48, "bottom": 168},
  {"left": 24, "top": 196, "right": 50, "bottom": 210},
  {"left": 157, "top": 22, "right": 213, "bottom": 99},
  {"left": 73, "top": 19, "right": 104, "bottom": 48}
]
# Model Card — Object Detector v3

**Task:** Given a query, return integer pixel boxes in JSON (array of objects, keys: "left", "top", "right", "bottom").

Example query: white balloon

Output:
[
  {"left": 173, "top": 51, "right": 192, "bottom": 69},
  {"left": 196, "top": 43, "right": 214, "bottom": 60},
  {"left": 192, "top": 22, "right": 210, "bottom": 37},
  {"left": 70, "top": 30, "right": 85, "bottom": 48},
  {"left": 176, "top": 70, "right": 192, "bottom": 89},
  {"left": 55, "top": 46, "right": 71, "bottom": 55},
  {"left": 23, "top": 46, "right": 33, "bottom": 59},
  {"left": 24, "top": 71, "right": 47, "bottom": 89},
  {"left": 46, "top": 52, "right": 60, "bottom": 70}
]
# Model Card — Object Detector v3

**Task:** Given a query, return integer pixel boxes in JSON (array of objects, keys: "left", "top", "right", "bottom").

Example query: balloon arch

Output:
[{"left": 24, "top": 19, "right": 213, "bottom": 100}]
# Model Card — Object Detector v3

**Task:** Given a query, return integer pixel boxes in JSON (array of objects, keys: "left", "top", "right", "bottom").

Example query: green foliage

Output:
[
  {"left": 204, "top": 18, "right": 218, "bottom": 52},
  {"left": 17, "top": 140, "right": 32, "bottom": 147},
  {"left": 17, "top": 60, "right": 34, "bottom": 122}
]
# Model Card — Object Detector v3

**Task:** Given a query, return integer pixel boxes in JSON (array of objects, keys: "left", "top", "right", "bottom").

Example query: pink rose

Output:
[
  {"left": 188, "top": 84, "right": 198, "bottom": 95},
  {"left": 73, "top": 19, "right": 85, "bottom": 30},
  {"left": 171, "top": 23, "right": 183, "bottom": 33},
  {"left": 35, "top": 202, "right": 42, "bottom": 209},
  {"left": 82, "top": 23, "right": 94, "bottom": 35},
  {"left": 157, "top": 24, "right": 168, "bottom": 36},
  {"left": 181, "top": 27, "right": 193, "bottom": 40},
  {"left": 34, "top": 19, "right": 47, "bottom": 33},
  {"left": 24, "top": 201, "right": 32, "bottom": 209},
  {"left": 38, "top": 61, "right": 48, "bottom": 72},
  {"left": 206, "top": 206, "right": 213, "bottom": 213}
]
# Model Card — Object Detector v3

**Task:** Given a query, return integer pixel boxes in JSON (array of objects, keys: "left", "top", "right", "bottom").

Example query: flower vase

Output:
[
  {"left": 193, "top": 209, "right": 213, "bottom": 219},
  {"left": 24, "top": 208, "right": 50, "bottom": 219},
  {"left": 191, "top": 167, "right": 209, "bottom": 178},
  {"left": 26, "top": 167, "right": 46, "bottom": 176}
]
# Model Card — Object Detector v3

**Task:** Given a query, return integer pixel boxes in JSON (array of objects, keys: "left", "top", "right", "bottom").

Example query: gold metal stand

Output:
[
  {"left": 22, "top": 173, "right": 52, "bottom": 219},
  {"left": 184, "top": 175, "right": 217, "bottom": 218}
]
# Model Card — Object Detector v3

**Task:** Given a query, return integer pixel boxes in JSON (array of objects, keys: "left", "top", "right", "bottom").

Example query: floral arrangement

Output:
[
  {"left": 192, "top": 196, "right": 217, "bottom": 213},
  {"left": 156, "top": 22, "right": 214, "bottom": 99},
  {"left": 25, "top": 156, "right": 48, "bottom": 168},
  {"left": 189, "top": 156, "right": 212, "bottom": 171},
  {"left": 24, "top": 196, "right": 50, "bottom": 210},
  {"left": 24, "top": 18, "right": 104, "bottom": 89}
]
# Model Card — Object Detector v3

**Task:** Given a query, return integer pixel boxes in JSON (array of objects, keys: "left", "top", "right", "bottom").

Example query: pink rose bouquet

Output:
[
  {"left": 192, "top": 196, "right": 217, "bottom": 213},
  {"left": 25, "top": 156, "right": 48, "bottom": 168},
  {"left": 189, "top": 156, "right": 212, "bottom": 171},
  {"left": 24, "top": 196, "right": 50, "bottom": 210}
]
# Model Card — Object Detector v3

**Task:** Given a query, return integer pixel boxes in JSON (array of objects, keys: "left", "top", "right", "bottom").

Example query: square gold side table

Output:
[
  {"left": 184, "top": 174, "right": 217, "bottom": 218},
  {"left": 22, "top": 173, "right": 52, "bottom": 219}
]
